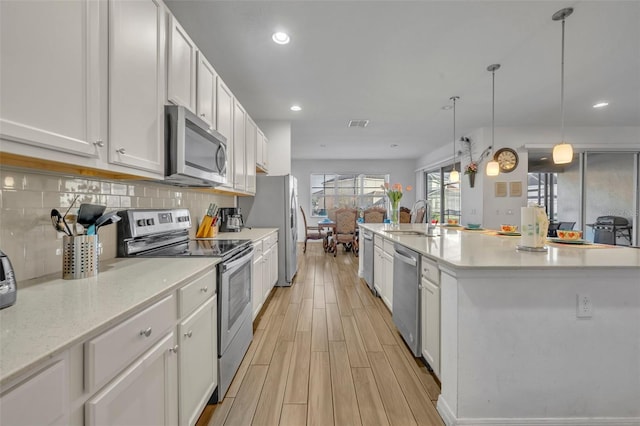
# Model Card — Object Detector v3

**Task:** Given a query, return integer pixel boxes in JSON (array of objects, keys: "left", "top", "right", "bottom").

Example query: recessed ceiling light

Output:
[
  {"left": 272, "top": 32, "right": 290, "bottom": 45},
  {"left": 441, "top": 105, "right": 453, "bottom": 110},
  {"left": 320, "top": 144, "right": 326, "bottom": 148},
  {"left": 290, "top": 105, "right": 301, "bottom": 112},
  {"left": 390, "top": 144, "right": 399, "bottom": 148},
  {"left": 593, "top": 101, "right": 609, "bottom": 108},
  {"left": 540, "top": 157, "right": 548, "bottom": 161}
]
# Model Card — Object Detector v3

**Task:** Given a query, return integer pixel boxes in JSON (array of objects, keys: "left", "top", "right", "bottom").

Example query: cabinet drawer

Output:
[
  {"left": 178, "top": 269, "right": 216, "bottom": 317},
  {"left": 421, "top": 256, "right": 440, "bottom": 285},
  {"left": 374, "top": 235, "right": 383, "bottom": 249},
  {"left": 264, "top": 232, "right": 277, "bottom": 249},
  {"left": 85, "top": 294, "right": 176, "bottom": 391},
  {"left": 253, "top": 240, "right": 263, "bottom": 257},
  {"left": 383, "top": 239, "right": 395, "bottom": 255}
]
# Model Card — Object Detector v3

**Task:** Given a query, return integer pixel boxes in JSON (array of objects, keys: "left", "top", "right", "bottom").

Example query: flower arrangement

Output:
[
  {"left": 381, "top": 183, "right": 412, "bottom": 224},
  {"left": 464, "top": 161, "right": 478, "bottom": 175}
]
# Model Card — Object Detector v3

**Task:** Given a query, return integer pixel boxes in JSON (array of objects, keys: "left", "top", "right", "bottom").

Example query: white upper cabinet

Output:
[
  {"left": 196, "top": 52, "right": 217, "bottom": 129},
  {"left": 256, "top": 129, "right": 269, "bottom": 173},
  {"left": 216, "top": 78, "right": 234, "bottom": 189},
  {"left": 167, "top": 15, "right": 197, "bottom": 112},
  {"left": 233, "top": 100, "right": 246, "bottom": 192},
  {"left": 0, "top": 0, "right": 106, "bottom": 157},
  {"left": 245, "top": 116, "right": 257, "bottom": 194},
  {"left": 108, "top": 0, "right": 165, "bottom": 173}
]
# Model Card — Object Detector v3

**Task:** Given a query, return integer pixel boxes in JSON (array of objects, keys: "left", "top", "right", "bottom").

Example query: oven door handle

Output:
[{"left": 223, "top": 248, "right": 254, "bottom": 272}]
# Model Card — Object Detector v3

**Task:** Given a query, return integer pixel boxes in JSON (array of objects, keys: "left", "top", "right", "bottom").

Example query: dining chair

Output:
[
  {"left": 399, "top": 207, "right": 412, "bottom": 223},
  {"left": 363, "top": 207, "right": 385, "bottom": 223},
  {"left": 300, "top": 206, "right": 326, "bottom": 253},
  {"left": 330, "top": 208, "right": 358, "bottom": 257},
  {"left": 558, "top": 221, "right": 576, "bottom": 230}
]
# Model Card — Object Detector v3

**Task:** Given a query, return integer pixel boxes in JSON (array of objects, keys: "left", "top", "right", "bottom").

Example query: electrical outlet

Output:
[
  {"left": 577, "top": 294, "right": 593, "bottom": 318},
  {"left": 56, "top": 248, "right": 62, "bottom": 256}
]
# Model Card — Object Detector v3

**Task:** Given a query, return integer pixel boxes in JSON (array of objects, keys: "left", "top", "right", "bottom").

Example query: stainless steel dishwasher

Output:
[
  {"left": 361, "top": 229, "right": 374, "bottom": 292},
  {"left": 392, "top": 244, "right": 421, "bottom": 356}
]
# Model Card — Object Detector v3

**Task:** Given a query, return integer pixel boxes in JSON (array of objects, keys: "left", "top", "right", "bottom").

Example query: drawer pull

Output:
[
  {"left": 200, "top": 287, "right": 208, "bottom": 293},
  {"left": 116, "top": 148, "right": 126, "bottom": 155},
  {"left": 139, "top": 327, "right": 152, "bottom": 337},
  {"left": 184, "top": 330, "right": 193, "bottom": 338},
  {"left": 93, "top": 140, "right": 104, "bottom": 147},
  {"left": 169, "top": 345, "right": 179, "bottom": 354}
]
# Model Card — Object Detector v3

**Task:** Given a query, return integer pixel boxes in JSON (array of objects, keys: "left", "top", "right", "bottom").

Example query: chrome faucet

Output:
[{"left": 411, "top": 199, "right": 435, "bottom": 235}]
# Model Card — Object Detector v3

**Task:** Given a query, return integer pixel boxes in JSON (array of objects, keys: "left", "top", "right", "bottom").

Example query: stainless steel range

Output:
[{"left": 116, "top": 208, "right": 253, "bottom": 402}]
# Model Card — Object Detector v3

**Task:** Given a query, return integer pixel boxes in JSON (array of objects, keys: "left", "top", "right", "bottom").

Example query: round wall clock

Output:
[{"left": 494, "top": 148, "right": 519, "bottom": 173}]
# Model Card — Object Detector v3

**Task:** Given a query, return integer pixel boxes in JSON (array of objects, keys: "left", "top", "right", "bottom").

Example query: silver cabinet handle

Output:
[
  {"left": 169, "top": 345, "right": 179, "bottom": 354},
  {"left": 94, "top": 140, "right": 104, "bottom": 147},
  {"left": 116, "top": 148, "right": 126, "bottom": 154},
  {"left": 200, "top": 287, "right": 208, "bottom": 293},
  {"left": 139, "top": 327, "right": 152, "bottom": 337},
  {"left": 200, "top": 113, "right": 205, "bottom": 117},
  {"left": 184, "top": 330, "right": 193, "bottom": 338}
]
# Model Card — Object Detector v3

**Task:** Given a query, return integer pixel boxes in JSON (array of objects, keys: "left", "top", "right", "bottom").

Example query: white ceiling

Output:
[{"left": 164, "top": 0, "right": 640, "bottom": 160}]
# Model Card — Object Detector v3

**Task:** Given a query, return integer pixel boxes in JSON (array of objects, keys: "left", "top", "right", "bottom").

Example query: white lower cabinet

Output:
[
  {"left": 373, "top": 236, "right": 394, "bottom": 312},
  {"left": 0, "top": 357, "right": 69, "bottom": 426},
  {"left": 420, "top": 256, "right": 440, "bottom": 377},
  {"left": 85, "top": 331, "right": 179, "bottom": 426},
  {"left": 382, "top": 250, "right": 394, "bottom": 310},
  {"left": 252, "top": 241, "right": 265, "bottom": 320},
  {"left": 373, "top": 245, "right": 384, "bottom": 296},
  {"left": 178, "top": 296, "right": 217, "bottom": 426}
]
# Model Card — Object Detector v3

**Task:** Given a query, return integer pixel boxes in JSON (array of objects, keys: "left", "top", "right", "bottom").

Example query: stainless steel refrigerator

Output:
[{"left": 238, "top": 174, "right": 298, "bottom": 286}]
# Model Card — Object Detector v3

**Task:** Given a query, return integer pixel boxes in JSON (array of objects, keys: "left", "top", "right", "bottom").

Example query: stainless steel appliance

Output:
[
  {"left": 392, "top": 244, "right": 421, "bottom": 357},
  {"left": 361, "top": 229, "right": 374, "bottom": 292},
  {"left": 116, "top": 209, "right": 253, "bottom": 402},
  {"left": 218, "top": 207, "right": 244, "bottom": 233},
  {"left": 238, "top": 174, "right": 298, "bottom": 286},
  {"left": 0, "top": 250, "right": 17, "bottom": 309},
  {"left": 165, "top": 105, "right": 227, "bottom": 187}
]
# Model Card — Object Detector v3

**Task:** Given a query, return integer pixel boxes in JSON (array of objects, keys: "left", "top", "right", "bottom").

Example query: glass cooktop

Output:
[{"left": 137, "top": 239, "right": 251, "bottom": 258}]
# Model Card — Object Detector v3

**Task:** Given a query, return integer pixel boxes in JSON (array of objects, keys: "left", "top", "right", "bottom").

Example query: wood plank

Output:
[
  {"left": 307, "top": 352, "right": 334, "bottom": 426},
  {"left": 252, "top": 340, "right": 294, "bottom": 426},
  {"left": 367, "top": 352, "right": 417, "bottom": 426},
  {"left": 346, "top": 284, "right": 364, "bottom": 309},
  {"left": 279, "top": 302, "right": 301, "bottom": 341},
  {"left": 284, "top": 331, "right": 312, "bottom": 404},
  {"left": 382, "top": 345, "right": 444, "bottom": 425},
  {"left": 313, "top": 285, "right": 325, "bottom": 309},
  {"left": 290, "top": 280, "right": 304, "bottom": 304},
  {"left": 224, "top": 365, "right": 268, "bottom": 426},
  {"left": 335, "top": 287, "right": 353, "bottom": 316},
  {"left": 324, "top": 282, "right": 337, "bottom": 304},
  {"left": 353, "top": 308, "right": 383, "bottom": 352},
  {"left": 311, "top": 308, "right": 328, "bottom": 352},
  {"left": 341, "top": 315, "right": 369, "bottom": 368},
  {"left": 297, "top": 298, "right": 313, "bottom": 332},
  {"left": 351, "top": 368, "right": 390, "bottom": 426},
  {"left": 329, "top": 341, "right": 362, "bottom": 426},
  {"left": 252, "top": 314, "right": 285, "bottom": 365},
  {"left": 303, "top": 280, "right": 315, "bottom": 300},
  {"left": 255, "top": 288, "right": 280, "bottom": 330},
  {"left": 226, "top": 328, "right": 265, "bottom": 397},
  {"left": 279, "top": 404, "right": 307, "bottom": 426},
  {"left": 326, "top": 303, "right": 345, "bottom": 341},
  {"left": 275, "top": 288, "right": 293, "bottom": 316},
  {"left": 363, "top": 304, "right": 397, "bottom": 346},
  {"left": 203, "top": 397, "right": 234, "bottom": 426},
  {"left": 354, "top": 279, "right": 375, "bottom": 306}
]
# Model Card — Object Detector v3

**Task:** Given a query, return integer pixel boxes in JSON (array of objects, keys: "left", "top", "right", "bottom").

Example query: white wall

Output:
[
  {"left": 257, "top": 120, "right": 291, "bottom": 176},
  {"left": 292, "top": 159, "right": 416, "bottom": 242}
]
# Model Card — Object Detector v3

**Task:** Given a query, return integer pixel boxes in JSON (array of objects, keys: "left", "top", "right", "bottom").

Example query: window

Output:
[
  {"left": 311, "top": 173, "right": 388, "bottom": 217},
  {"left": 423, "top": 162, "right": 461, "bottom": 224}
]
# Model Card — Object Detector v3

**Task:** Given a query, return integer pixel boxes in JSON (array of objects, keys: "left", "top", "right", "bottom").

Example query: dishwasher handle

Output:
[
  {"left": 394, "top": 246, "right": 417, "bottom": 266},
  {"left": 363, "top": 231, "right": 373, "bottom": 241}
]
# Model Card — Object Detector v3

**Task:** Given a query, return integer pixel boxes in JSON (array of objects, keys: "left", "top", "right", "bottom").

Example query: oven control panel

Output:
[{"left": 118, "top": 209, "right": 191, "bottom": 238}]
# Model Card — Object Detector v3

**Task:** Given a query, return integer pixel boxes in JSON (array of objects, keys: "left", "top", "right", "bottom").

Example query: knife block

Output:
[{"left": 62, "top": 235, "right": 100, "bottom": 279}]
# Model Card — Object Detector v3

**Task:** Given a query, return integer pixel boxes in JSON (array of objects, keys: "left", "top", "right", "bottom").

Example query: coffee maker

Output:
[{"left": 218, "top": 207, "right": 244, "bottom": 232}]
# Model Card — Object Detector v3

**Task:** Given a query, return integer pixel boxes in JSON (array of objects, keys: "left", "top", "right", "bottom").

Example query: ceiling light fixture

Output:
[
  {"left": 450, "top": 96, "right": 460, "bottom": 184},
  {"left": 593, "top": 102, "right": 609, "bottom": 108},
  {"left": 390, "top": 144, "right": 399, "bottom": 148},
  {"left": 290, "top": 105, "right": 301, "bottom": 112},
  {"left": 272, "top": 31, "right": 290, "bottom": 45},
  {"left": 552, "top": 7, "right": 575, "bottom": 165},
  {"left": 486, "top": 64, "right": 501, "bottom": 177}
]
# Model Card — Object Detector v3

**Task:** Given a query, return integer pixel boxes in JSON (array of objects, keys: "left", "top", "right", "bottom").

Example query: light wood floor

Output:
[{"left": 197, "top": 242, "right": 443, "bottom": 426}]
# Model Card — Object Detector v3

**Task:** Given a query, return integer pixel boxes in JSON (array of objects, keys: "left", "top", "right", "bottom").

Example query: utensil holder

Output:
[{"left": 62, "top": 235, "right": 99, "bottom": 279}]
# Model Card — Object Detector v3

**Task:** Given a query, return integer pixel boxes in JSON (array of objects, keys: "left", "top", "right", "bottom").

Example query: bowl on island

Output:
[
  {"left": 466, "top": 223, "right": 481, "bottom": 229},
  {"left": 500, "top": 224, "right": 518, "bottom": 233},
  {"left": 557, "top": 230, "right": 582, "bottom": 240},
  {"left": 447, "top": 218, "right": 459, "bottom": 225}
]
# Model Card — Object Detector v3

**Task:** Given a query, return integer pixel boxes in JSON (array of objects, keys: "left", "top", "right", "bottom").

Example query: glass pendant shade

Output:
[
  {"left": 450, "top": 169, "right": 460, "bottom": 183},
  {"left": 486, "top": 160, "right": 500, "bottom": 176},
  {"left": 553, "top": 142, "right": 573, "bottom": 164}
]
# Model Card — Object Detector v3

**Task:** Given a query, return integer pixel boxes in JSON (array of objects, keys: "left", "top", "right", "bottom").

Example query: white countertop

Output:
[
  {"left": 360, "top": 223, "right": 640, "bottom": 269},
  {"left": 216, "top": 227, "right": 278, "bottom": 242},
  {"left": 0, "top": 257, "right": 217, "bottom": 386}
]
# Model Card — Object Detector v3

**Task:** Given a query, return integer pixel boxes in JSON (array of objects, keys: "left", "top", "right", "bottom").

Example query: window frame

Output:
[{"left": 310, "top": 173, "right": 390, "bottom": 217}]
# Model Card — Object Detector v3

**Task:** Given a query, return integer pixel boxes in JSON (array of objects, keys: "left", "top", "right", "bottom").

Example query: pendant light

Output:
[
  {"left": 552, "top": 7, "right": 574, "bottom": 165},
  {"left": 449, "top": 96, "right": 460, "bottom": 183},
  {"left": 486, "top": 64, "right": 501, "bottom": 177}
]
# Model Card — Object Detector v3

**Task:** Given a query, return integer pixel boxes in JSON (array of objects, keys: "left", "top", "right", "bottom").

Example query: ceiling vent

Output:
[{"left": 348, "top": 119, "right": 369, "bottom": 128}]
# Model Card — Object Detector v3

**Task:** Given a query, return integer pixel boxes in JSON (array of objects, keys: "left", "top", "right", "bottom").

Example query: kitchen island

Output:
[{"left": 359, "top": 223, "right": 640, "bottom": 426}]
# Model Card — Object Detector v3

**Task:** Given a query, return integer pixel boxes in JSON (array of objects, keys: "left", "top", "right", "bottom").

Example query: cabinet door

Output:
[
  {"left": 233, "top": 100, "right": 246, "bottom": 191},
  {"left": 0, "top": 0, "right": 106, "bottom": 157},
  {"left": 216, "top": 78, "right": 234, "bottom": 189},
  {"left": 196, "top": 52, "right": 216, "bottom": 129},
  {"left": 262, "top": 136, "right": 269, "bottom": 172},
  {"left": 383, "top": 251, "right": 393, "bottom": 311},
  {"left": 373, "top": 246, "right": 384, "bottom": 296},
  {"left": 262, "top": 245, "right": 273, "bottom": 300},
  {"left": 270, "top": 244, "right": 279, "bottom": 288},
  {"left": 423, "top": 280, "right": 440, "bottom": 377},
  {"left": 85, "top": 332, "right": 178, "bottom": 426},
  {"left": 167, "top": 15, "right": 197, "bottom": 112},
  {"left": 256, "top": 129, "right": 265, "bottom": 170},
  {"left": 109, "top": 0, "right": 165, "bottom": 173},
  {"left": 178, "top": 297, "right": 217, "bottom": 426},
  {"left": 252, "top": 252, "right": 264, "bottom": 320},
  {"left": 245, "top": 116, "right": 257, "bottom": 194}
]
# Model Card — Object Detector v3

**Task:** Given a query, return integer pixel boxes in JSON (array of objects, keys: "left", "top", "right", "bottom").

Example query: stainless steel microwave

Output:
[{"left": 165, "top": 105, "right": 227, "bottom": 187}]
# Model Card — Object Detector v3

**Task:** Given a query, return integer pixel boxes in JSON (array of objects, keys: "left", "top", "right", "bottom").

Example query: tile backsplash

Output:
[{"left": 0, "top": 167, "right": 234, "bottom": 282}]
